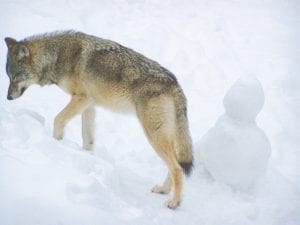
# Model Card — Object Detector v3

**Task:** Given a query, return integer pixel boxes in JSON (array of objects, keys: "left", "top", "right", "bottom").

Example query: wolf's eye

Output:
[{"left": 13, "top": 73, "right": 26, "bottom": 82}]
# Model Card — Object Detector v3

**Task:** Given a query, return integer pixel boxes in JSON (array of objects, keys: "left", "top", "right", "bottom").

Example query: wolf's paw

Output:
[
  {"left": 165, "top": 199, "right": 180, "bottom": 209},
  {"left": 53, "top": 133, "right": 63, "bottom": 140},
  {"left": 151, "top": 185, "right": 171, "bottom": 194},
  {"left": 83, "top": 142, "right": 94, "bottom": 151},
  {"left": 53, "top": 130, "right": 64, "bottom": 140}
]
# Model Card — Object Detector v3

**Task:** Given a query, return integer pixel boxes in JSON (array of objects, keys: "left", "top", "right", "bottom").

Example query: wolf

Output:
[{"left": 4, "top": 31, "right": 193, "bottom": 208}]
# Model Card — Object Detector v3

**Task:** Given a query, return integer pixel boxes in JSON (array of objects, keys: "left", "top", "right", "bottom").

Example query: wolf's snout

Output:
[
  {"left": 7, "top": 94, "right": 13, "bottom": 100},
  {"left": 7, "top": 84, "right": 14, "bottom": 100}
]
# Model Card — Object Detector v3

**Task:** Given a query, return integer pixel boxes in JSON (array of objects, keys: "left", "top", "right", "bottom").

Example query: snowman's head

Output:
[{"left": 223, "top": 77, "right": 264, "bottom": 122}]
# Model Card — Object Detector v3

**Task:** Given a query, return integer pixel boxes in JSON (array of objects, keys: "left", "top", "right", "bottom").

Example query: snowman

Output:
[{"left": 197, "top": 77, "right": 271, "bottom": 190}]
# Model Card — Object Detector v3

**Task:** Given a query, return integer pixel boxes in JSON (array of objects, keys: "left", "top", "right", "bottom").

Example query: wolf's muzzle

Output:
[{"left": 7, "top": 94, "right": 13, "bottom": 100}]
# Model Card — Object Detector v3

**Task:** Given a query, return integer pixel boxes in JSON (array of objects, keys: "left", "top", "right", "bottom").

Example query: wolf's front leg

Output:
[
  {"left": 81, "top": 106, "right": 95, "bottom": 150},
  {"left": 53, "top": 95, "right": 92, "bottom": 140}
]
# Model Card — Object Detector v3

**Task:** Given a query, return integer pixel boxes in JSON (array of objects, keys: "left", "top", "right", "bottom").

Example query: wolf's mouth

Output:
[{"left": 20, "top": 87, "right": 26, "bottom": 96}]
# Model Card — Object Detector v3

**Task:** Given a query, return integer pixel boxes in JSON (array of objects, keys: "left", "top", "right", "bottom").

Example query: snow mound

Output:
[
  {"left": 198, "top": 114, "right": 271, "bottom": 189},
  {"left": 198, "top": 77, "right": 271, "bottom": 190}
]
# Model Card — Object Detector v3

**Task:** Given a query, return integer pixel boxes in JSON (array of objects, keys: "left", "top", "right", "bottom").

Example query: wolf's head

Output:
[{"left": 5, "top": 37, "right": 38, "bottom": 100}]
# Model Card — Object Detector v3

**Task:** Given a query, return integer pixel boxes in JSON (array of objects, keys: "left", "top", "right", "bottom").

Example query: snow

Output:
[
  {"left": 198, "top": 77, "right": 271, "bottom": 190},
  {"left": 0, "top": 0, "right": 300, "bottom": 225}
]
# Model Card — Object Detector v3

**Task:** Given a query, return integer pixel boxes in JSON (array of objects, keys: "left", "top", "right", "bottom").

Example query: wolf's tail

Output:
[{"left": 172, "top": 86, "right": 193, "bottom": 176}]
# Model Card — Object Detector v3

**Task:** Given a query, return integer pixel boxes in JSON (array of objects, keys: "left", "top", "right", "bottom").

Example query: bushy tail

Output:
[{"left": 172, "top": 87, "right": 193, "bottom": 176}]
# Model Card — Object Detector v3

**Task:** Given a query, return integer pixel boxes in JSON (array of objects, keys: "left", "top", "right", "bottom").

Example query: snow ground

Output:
[{"left": 0, "top": 0, "right": 299, "bottom": 224}]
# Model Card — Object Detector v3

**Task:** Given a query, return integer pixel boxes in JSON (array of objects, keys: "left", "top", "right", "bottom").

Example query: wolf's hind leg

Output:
[
  {"left": 82, "top": 106, "right": 95, "bottom": 150},
  {"left": 54, "top": 95, "right": 91, "bottom": 140},
  {"left": 152, "top": 173, "right": 172, "bottom": 194},
  {"left": 137, "top": 97, "right": 183, "bottom": 209},
  {"left": 149, "top": 136, "right": 182, "bottom": 209}
]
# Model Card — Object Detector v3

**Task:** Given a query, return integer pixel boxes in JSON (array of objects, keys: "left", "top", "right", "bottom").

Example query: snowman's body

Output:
[{"left": 199, "top": 77, "right": 271, "bottom": 190}]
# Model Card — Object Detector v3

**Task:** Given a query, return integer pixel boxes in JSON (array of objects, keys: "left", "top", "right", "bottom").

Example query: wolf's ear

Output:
[
  {"left": 5, "top": 37, "right": 18, "bottom": 49},
  {"left": 17, "top": 45, "right": 30, "bottom": 60}
]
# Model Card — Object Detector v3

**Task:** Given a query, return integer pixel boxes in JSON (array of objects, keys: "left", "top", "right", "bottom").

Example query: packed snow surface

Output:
[{"left": 0, "top": 0, "right": 300, "bottom": 225}]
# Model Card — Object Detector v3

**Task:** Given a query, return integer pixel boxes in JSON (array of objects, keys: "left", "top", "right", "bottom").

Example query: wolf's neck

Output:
[{"left": 32, "top": 47, "right": 60, "bottom": 86}]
